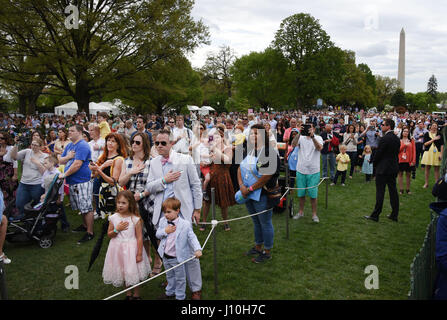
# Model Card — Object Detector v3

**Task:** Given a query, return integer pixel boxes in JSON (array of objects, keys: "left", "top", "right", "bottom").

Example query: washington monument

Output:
[{"left": 398, "top": 28, "right": 405, "bottom": 90}]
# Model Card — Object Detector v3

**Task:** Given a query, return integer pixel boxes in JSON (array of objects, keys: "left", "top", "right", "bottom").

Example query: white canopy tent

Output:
[
  {"left": 54, "top": 101, "right": 123, "bottom": 116},
  {"left": 187, "top": 105, "right": 200, "bottom": 111},
  {"left": 198, "top": 106, "right": 215, "bottom": 116},
  {"left": 54, "top": 102, "right": 78, "bottom": 116}
]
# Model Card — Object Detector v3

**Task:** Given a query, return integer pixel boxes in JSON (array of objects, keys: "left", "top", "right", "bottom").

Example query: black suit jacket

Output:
[{"left": 372, "top": 131, "right": 400, "bottom": 175}]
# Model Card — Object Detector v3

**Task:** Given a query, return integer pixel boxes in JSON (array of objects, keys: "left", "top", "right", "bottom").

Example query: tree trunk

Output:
[
  {"left": 18, "top": 95, "right": 26, "bottom": 114},
  {"left": 76, "top": 82, "right": 90, "bottom": 114}
]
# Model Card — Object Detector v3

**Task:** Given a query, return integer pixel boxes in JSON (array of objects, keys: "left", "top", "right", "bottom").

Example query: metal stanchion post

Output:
[
  {"left": 211, "top": 188, "right": 218, "bottom": 295},
  {"left": 0, "top": 261, "right": 7, "bottom": 300},
  {"left": 325, "top": 178, "right": 329, "bottom": 210}
]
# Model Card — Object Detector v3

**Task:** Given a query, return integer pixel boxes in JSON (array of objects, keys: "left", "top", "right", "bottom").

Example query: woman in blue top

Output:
[{"left": 237, "top": 124, "right": 280, "bottom": 264}]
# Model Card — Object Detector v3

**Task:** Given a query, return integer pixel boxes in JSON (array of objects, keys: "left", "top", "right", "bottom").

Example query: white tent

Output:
[
  {"left": 198, "top": 106, "right": 215, "bottom": 116},
  {"left": 187, "top": 105, "right": 200, "bottom": 111},
  {"left": 54, "top": 102, "right": 78, "bottom": 116},
  {"left": 54, "top": 101, "right": 123, "bottom": 116}
]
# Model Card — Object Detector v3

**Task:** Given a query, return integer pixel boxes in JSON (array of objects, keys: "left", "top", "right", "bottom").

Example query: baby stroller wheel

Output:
[{"left": 39, "top": 236, "right": 53, "bottom": 249}]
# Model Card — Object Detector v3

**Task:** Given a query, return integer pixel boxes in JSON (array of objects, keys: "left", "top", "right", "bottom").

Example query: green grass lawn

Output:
[{"left": 3, "top": 167, "right": 435, "bottom": 300}]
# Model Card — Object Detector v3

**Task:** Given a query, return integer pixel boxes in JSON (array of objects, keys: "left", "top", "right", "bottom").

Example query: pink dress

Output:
[{"left": 102, "top": 213, "right": 151, "bottom": 287}]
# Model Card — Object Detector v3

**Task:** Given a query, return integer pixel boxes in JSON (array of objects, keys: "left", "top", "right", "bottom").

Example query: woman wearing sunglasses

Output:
[
  {"left": 90, "top": 133, "right": 127, "bottom": 219},
  {"left": 119, "top": 132, "right": 158, "bottom": 275},
  {"left": 9, "top": 137, "right": 48, "bottom": 220}
]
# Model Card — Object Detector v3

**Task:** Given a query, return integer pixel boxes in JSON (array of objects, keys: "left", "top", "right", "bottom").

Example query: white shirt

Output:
[
  {"left": 172, "top": 127, "right": 192, "bottom": 154},
  {"left": 296, "top": 135, "right": 323, "bottom": 175},
  {"left": 88, "top": 138, "right": 105, "bottom": 163}
]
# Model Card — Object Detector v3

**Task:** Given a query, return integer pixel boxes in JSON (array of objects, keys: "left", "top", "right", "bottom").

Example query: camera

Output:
[{"left": 301, "top": 124, "right": 311, "bottom": 136}]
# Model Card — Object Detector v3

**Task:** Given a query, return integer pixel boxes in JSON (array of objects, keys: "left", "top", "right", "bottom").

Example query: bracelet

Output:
[
  {"left": 140, "top": 192, "right": 144, "bottom": 199},
  {"left": 113, "top": 228, "right": 119, "bottom": 234},
  {"left": 162, "top": 177, "right": 167, "bottom": 184}
]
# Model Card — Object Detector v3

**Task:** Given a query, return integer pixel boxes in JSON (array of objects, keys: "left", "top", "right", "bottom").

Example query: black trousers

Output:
[
  {"left": 371, "top": 174, "right": 399, "bottom": 219},
  {"left": 415, "top": 143, "right": 424, "bottom": 168},
  {"left": 334, "top": 170, "right": 347, "bottom": 185}
]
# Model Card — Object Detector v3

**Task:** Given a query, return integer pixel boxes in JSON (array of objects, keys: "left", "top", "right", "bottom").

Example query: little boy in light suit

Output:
[{"left": 156, "top": 197, "right": 202, "bottom": 300}]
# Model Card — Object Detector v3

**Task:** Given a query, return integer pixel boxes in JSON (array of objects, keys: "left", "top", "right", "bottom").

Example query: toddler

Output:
[
  {"left": 332, "top": 145, "right": 350, "bottom": 186},
  {"left": 156, "top": 197, "right": 202, "bottom": 300}
]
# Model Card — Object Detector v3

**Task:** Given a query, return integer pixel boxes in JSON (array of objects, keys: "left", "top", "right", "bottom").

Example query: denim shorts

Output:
[{"left": 296, "top": 172, "right": 320, "bottom": 199}]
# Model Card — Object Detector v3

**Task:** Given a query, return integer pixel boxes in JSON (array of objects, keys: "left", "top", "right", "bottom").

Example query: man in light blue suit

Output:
[{"left": 145, "top": 129, "right": 203, "bottom": 299}]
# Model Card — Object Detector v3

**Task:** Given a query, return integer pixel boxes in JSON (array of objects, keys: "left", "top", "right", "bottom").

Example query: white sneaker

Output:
[
  {"left": 0, "top": 253, "right": 11, "bottom": 264},
  {"left": 341, "top": 183, "right": 345, "bottom": 186},
  {"left": 293, "top": 213, "right": 304, "bottom": 220},
  {"left": 330, "top": 183, "right": 335, "bottom": 186},
  {"left": 312, "top": 216, "right": 320, "bottom": 223}
]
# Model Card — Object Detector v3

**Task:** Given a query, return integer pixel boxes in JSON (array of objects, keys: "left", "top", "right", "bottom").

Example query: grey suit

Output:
[
  {"left": 145, "top": 150, "right": 203, "bottom": 293},
  {"left": 145, "top": 150, "right": 202, "bottom": 227}
]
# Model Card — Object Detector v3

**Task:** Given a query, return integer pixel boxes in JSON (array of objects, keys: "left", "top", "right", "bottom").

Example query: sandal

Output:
[
  {"left": 132, "top": 296, "right": 142, "bottom": 300},
  {"left": 399, "top": 190, "right": 404, "bottom": 195},
  {"left": 150, "top": 266, "right": 162, "bottom": 277},
  {"left": 407, "top": 190, "right": 412, "bottom": 194},
  {"left": 224, "top": 223, "right": 231, "bottom": 231},
  {"left": 199, "top": 224, "right": 206, "bottom": 232}
]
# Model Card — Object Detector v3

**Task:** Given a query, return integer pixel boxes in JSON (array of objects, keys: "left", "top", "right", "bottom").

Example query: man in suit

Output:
[
  {"left": 145, "top": 129, "right": 203, "bottom": 299},
  {"left": 364, "top": 118, "right": 401, "bottom": 222}
]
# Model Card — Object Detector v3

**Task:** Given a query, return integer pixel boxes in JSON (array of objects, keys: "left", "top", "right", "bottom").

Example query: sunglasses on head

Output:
[
  {"left": 132, "top": 140, "right": 141, "bottom": 145},
  {"left": 155, "top": 141, "right": 168, "bottom": 146}
]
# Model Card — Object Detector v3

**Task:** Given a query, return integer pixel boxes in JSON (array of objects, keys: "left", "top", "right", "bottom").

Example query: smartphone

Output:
[{"left": 208, "top": 135, "right": 214, "bottom": 143}]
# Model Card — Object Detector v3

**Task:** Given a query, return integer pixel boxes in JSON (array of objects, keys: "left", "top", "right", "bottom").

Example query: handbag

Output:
[
  {"left": 249, "top": 165, "right": 282, "bottom": 208},
  {"left": 98, "top": 157, "right": 124, "bottom": 218}
]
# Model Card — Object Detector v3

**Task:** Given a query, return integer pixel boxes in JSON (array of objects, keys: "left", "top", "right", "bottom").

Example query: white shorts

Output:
[{"left": 69, "top": 180, "right": 94, "bottom": 214}]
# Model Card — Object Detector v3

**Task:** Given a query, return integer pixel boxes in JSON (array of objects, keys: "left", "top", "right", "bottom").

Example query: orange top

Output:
[{"left": 398, "top": 139, "right": 416, "bottom": 165}]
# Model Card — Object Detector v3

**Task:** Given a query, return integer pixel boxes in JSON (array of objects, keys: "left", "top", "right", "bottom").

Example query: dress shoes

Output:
[
  {"left": 387, "top": 215, "right": 398, "bottom": 222},
  {"left": 191, "top": 290, "right": 202, "bottom": 300},
  {"left": 364, "top": 215, "right": 378, "bottom": 222}
]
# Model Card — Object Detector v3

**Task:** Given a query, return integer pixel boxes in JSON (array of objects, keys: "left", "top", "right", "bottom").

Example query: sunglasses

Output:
[
  {"left": 31, "top": 143, "right": 40, "bottom": 147},
  {"left": 0, "top": 137, "right": 5, "bottom": 140},
  {"left": 132, "top": 140, "right": 141, "bottom": 145},
  {"left": 155, "top": 141, "right": 168, "bottom": 146},
  {"left": 169, "top": 121, "right": 174, "bottom": 124}
]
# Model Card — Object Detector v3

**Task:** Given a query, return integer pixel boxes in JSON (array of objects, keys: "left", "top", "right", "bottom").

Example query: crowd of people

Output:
[{"left": 0, "top": 107, "right": 446, "bottom": 300}]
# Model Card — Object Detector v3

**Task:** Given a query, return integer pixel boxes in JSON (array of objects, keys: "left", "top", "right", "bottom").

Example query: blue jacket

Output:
[{"left": 156, "top": 216, "right": 202, "bottom": 263}]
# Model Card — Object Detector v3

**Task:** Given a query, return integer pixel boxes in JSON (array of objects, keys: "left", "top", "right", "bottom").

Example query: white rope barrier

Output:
[
  {"left": 99, "top": 177, "right": 330, "bottom": 299},
  {"left": 198, "top": 177, "right": 330, "bottom": 225},
  {"left": 279, "top": 177, "right": 330, "bottom": 200},
  {"left": 103, "top": 222, "right": 217, "bottom": 300}
]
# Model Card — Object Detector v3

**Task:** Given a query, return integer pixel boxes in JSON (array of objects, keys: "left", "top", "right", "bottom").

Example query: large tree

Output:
[
  {"left": 230, "top": 48, "right": 294, "bottom": 109},
  {"left": 427, "top": 74, "right": 438, "bottom": 100},
  {"left": 201, "top": 45, "right": 236, "bottom": 99},
  {"left": 0, "top": 0, "right": 209, "bottom": 113},
  {"left": 375, "top": 75, "right": 399, "bottom": 108},
  {"left": 273, "top": 13, "right": 335, "bottom": 108}
]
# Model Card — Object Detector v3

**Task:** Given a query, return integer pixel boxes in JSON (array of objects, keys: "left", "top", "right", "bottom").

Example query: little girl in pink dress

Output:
[{"left": 103, "top": 191, "right": 151, "bottom": 300}]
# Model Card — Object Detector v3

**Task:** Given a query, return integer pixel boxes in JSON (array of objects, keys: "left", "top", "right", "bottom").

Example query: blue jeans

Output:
[
  {"left": 15, "top": 183, "right": 44, "bottom": 217},
  {"left": 322, "top": 152, "right": 336, "bottom": 180},
  {"left": 245, "top": 195, "right": 274, "bottom": 250}
]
